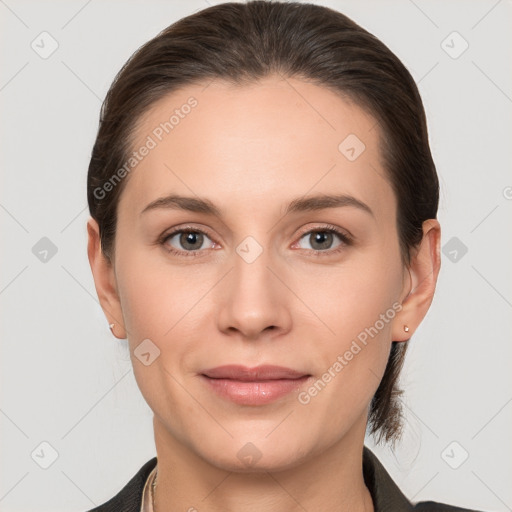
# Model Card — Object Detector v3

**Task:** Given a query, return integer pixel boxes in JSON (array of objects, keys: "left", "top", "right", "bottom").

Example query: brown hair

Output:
[{"left": 87, "top": 0, "right": 439, "bottom": 443}]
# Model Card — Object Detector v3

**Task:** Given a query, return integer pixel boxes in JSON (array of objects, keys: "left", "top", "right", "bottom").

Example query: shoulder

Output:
[
  {"left": 413, "top": 501, "right": 483, "bottom": 511},
  {"left": 84, "top": 457, "right": 157, "bottom": 512},
  {"left": 363, "top": 446, "right": 486, "bottom": 512}
]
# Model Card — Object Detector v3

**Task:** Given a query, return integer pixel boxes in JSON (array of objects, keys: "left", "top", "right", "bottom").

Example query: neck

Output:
[{"left": 151, "top": 415, "right": 374, "bottom": 512}]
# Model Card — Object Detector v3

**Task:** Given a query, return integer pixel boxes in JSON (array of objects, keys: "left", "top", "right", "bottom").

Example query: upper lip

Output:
[{"left": 201, "top": 365, "right": 309, "bottom": 381}]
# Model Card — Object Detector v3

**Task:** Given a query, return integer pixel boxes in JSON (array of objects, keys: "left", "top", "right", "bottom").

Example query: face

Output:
[{"left": 100, "top": 75, "right": 413, "bottom": 471}]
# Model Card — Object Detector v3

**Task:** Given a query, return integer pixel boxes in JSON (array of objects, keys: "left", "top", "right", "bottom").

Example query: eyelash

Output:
[{"left": 159, "top": 224, "right": 353, "bottom": 258}]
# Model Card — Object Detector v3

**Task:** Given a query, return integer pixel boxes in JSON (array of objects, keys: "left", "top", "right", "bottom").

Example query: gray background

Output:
[{"left": 1, "top": 0, "right": 511, "bottom": 511}]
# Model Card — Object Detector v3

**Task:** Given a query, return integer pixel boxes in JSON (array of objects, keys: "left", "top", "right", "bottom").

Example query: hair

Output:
[{"left": 87, "top": 0, "right": 439, "bottom": 443}]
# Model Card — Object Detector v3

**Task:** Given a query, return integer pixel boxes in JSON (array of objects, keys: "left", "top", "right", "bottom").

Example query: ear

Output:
[
  {"left": 87, "top": 217, "right": 127, "bottom": 339},
  {"left": 392, "top": 219, "right": 441, "bottom": 342}
]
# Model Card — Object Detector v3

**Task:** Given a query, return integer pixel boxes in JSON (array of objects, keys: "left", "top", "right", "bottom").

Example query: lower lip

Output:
[{"left": 201, "top": 375, "right": 311, "bottom": 405}]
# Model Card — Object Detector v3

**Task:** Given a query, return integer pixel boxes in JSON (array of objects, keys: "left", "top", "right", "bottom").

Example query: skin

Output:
[{"left": 88, "top": 75, "right": 441, "bottom": 512}]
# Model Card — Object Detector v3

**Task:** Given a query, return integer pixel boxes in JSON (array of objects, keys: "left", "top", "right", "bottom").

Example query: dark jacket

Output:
[{"left": 86, "top": 447, "right": 482, "bottom": 512}]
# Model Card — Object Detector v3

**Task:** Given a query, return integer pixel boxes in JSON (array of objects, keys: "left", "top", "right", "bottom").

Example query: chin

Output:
[{"left": 196, "top": 433, "right": 311, "bottom": 473}]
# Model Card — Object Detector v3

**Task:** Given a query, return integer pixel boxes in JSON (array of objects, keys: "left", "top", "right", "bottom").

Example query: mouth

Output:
[{"left": 200, "top": 365, "right": 312, "bottom": 405}]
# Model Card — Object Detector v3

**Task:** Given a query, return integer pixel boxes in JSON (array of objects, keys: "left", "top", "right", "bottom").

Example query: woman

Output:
[{"left": 85, "top": 1, "right": 482, "bottom": 511}]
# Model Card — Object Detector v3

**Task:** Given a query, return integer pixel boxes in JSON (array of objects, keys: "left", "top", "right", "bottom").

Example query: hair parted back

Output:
[{"left": 87, "top": 0, "right": 439, "bottom": 444}]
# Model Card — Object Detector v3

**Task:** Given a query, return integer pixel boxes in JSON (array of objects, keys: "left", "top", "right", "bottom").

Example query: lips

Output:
[
  {"left": 200, "top": 365, "right": 312, "bottom": 405},
  {"left": 201, "top": 365, "right": 309, "bottom": 381}
]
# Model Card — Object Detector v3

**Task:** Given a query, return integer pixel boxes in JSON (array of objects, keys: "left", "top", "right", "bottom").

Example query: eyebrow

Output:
[{"left": 140, "top": 193, "right": 374, "bottom": 218}]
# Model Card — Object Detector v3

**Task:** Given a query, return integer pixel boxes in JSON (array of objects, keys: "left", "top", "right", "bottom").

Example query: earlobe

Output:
[
  {"left": 87, "top": 218, "right": 127, "bottom": 339},
  {"left": 393, "top": 219, "right": 441, "bottom": 342}
]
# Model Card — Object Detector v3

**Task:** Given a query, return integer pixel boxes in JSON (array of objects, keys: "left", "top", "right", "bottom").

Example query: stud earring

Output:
[
  {"left": 109, "top": 323, "right": 116, "bottom": 336},
  {"left": 404, "top": 325, "right": 410, "bottom": 333}
]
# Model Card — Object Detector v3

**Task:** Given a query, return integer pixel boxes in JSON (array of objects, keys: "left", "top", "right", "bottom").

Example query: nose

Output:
[{"left": 216, "top": 243, "right": 292, "bottom": 341}]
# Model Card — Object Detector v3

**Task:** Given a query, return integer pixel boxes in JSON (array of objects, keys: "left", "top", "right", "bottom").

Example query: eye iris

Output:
[
  {"left": 310, "top": 231, "right": 332, "bottom": 250},
  {"left": 180, "top": 231, "right": 203, "bottom": 250}
]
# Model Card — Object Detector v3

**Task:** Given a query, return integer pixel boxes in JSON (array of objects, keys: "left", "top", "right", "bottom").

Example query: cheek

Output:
[
  {"left": 294, "top": 246, "right": 403, "bottom": 341},
  {"left": 114, "top": 248, "right": 220, "bottom": 400},
  {"left": 114, "top": 252, "right": 198, "bottom": 418},
  {"left": 117, "top": 271, "right": 169, "bottom": 341},
  {"left": 296, "top": 244, "right": 403, "bottom": 404},
  {"left": 115, "top": 242, "right": 199, "bottom": 339}
]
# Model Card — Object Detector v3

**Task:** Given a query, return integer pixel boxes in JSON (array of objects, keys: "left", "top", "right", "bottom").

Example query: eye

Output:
[
  {"left": 162, "top": 228, "right": 216, "bottom": 255},
  {"left": 159, "top": 224, "right": 352, "bottom": 258},
  {"left": 294, "top": 226, "right": 351, "bottom": 253}
]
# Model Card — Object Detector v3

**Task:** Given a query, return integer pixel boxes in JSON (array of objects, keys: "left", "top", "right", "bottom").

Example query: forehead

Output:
[{"left": 120, "top": 75, "right": 395, "bottom": 223}]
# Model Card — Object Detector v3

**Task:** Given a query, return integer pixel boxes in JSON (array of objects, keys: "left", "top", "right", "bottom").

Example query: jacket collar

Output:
[{"left": 363, "top": 446, "right": 413, "bottom": 511}]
